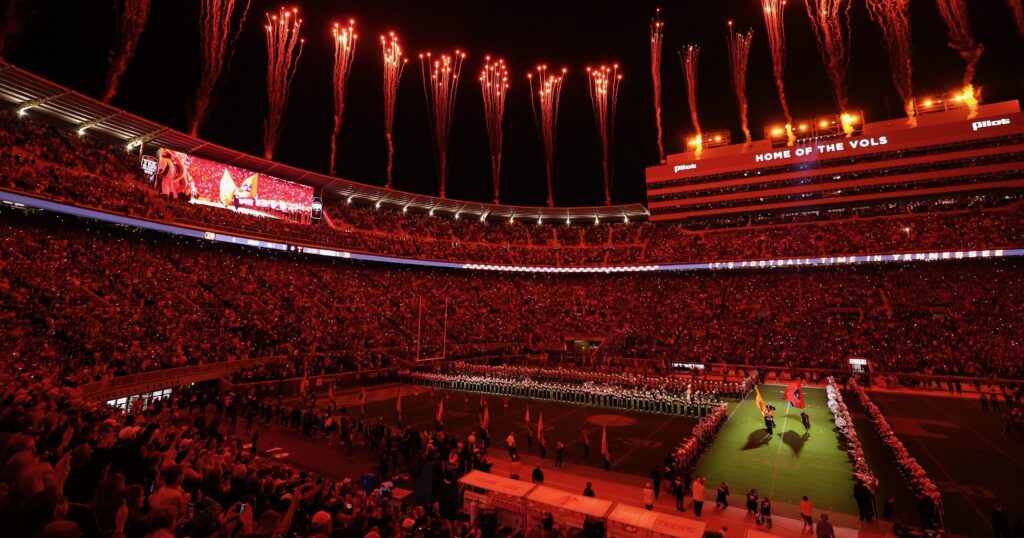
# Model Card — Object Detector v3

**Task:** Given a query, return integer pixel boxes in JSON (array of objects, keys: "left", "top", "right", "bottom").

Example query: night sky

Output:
[{"left": 5, "top": 0, "right": 1022, "bottom": 206}]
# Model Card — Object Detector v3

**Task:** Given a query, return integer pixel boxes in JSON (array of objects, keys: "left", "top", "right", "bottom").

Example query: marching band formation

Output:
[{"left": 407, "top": 366, "right": 756, "bottom": 418}]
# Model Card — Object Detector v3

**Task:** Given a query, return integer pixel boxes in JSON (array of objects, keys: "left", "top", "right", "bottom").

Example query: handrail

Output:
[{"left": 77, "top": 355, "right": 286, "bottom": 400}]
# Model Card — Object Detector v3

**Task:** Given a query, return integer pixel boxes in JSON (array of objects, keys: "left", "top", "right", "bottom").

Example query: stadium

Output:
[{"left": 0, "top": 1, "right": 1021, "bottom": 538}]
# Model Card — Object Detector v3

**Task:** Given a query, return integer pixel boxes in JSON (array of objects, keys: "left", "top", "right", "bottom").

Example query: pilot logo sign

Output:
[{"left": 971, "top": 118, "right": 1010, "bottom": 131}]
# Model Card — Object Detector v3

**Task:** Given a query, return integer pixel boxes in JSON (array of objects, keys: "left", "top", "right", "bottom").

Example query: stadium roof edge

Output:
[{"left": 0, "top": 60, "right": 649, "bottom": 223}]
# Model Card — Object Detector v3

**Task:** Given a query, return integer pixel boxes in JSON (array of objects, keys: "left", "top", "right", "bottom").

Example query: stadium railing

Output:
[{"left": 77, "top": 355, "right": 286, "bottom": 402}]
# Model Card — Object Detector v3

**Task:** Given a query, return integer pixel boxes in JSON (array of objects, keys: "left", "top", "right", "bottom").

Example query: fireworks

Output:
[
  {"left": 0, "top": 0, "right": 29, "bottom": 57},
  {"left": 528, "top": 66, "right": 567, "bottom": 207},
  {"left": 190, "top": 0, "right": 251, "bottom": 137},
  {"left": 586, "top": 64, "right": 622, "bottom": 207},
  {"left": 381, "top": 32, "right": 407, "bottom": 189},
  {"left": 102, "top": 0, "right": 152, "bottom": 104},
  {"left": 650, "top": 9, "right": 665, "bottom": 163},
  {"left": 679, "top": 46, "right": 702, "bottom": 159},
  {"left": 761, "top": 0, "right": 795, "bottom": 145},
  {"left": 263, "top": 7, "right": 304, "bottom": 160},
  {"left": 866, "top": 0, "right": 915, "bottom": 126},
  {"left": 420, "top": 50, "right": 466, "bottom": 198},
  {"left": 804, "top": 0, "right": 854, "bottom": 135},
  {"left": 1007, "top": 0, "right": 1024, "bottom": 37},
  {"left": 727, "top": 23, "right": 754, "bottom": 147},
  {"left": 479, "top": 57, "right": 509, "bottom": 204},
  {"left": 935, "top": 0, "right": 984, "bottom": 118},
  {"left": 330, "top": 20, "right": 357, "bottom": 177}
]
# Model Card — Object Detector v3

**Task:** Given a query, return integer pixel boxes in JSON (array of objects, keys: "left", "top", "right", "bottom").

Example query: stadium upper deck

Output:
[{"left": 645, "top": 101, "right": 1024, "bottom": 221}]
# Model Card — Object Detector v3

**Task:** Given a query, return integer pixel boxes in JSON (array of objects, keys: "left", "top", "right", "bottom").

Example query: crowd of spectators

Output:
[
  {"left": 2, "top": 111, "right": 1022, "bottom": 269},
  {"left": 3, "top": 204, "right": 1023, "bottom": 389},
  {"left": 0, "top": 368, "right": 505, "bottom": 538}
]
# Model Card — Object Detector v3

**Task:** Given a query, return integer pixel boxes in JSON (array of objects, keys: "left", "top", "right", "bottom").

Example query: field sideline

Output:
[{"left": 280, "top": 382, "right": 1019, "bottom": 536}]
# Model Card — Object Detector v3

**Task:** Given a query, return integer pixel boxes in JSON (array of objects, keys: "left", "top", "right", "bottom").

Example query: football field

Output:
[
  {"left": 351, "top": 384, "right": 702, "bottom": 477},
  {"left": 858, "top": 390, "right": 1024, "bottom": 536},
  {"left": 695, "top": 385, "right": 861, "bottom": 518},
  {"left": 291, "top": 383, "right": 1020, "bottom": 535}
]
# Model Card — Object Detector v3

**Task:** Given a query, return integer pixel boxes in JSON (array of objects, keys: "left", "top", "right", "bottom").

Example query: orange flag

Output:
[
  {"left": 754, "top": 385, "right": 767, "bottom": 416},
  {"left": 601, "top": 425, "right": 610, "bottom": 459}
]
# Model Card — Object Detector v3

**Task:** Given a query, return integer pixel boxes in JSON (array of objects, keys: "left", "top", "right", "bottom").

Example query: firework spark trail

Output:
[
  {"left": 528, "top": 66, "right": 566, "bottom": 207},
  {"left": 0, "top": 0, "right": 28, "bottom": 57},
  {"left": 102, "top": 0, "right": 151, "bottom": 104},
  {"left": 680, "top": 46, "right": 703, "bottom": 158},
  {"left": 650, "top": 9, "right": 665, "bottom": 163},
  {"left": 480, "top": 57, "right": 509, "bottom": 204},
  {"left": 381, "top": 32, "right": 406, "bottom": 189},
  {"left": 586, "top": 65, "right": 622, "bottom": 207},
  {"left": 804, "top": 0, "right": 854, "bottom": 135},
  {"left": 761, "top": 0, "right": 796, "bottom": 145},
  {"left": 329, "top": 20, "right": 357, "bottom": 176},
  {"left": 935, "top": 0, "right": 984, "bottom": 117},
  {"left": 190, "top": 0, "right": 251, "bottom": 136},
  {"left": 866, "top": 0, "right": 915, "bottom": 126},
  {"left": 420, "top": 51, "right": 466, "bottom": 198},
  {"left": 262, "top": 7, "right": 303, "bottom": 160},
  {"left": 727, "top": 23, "right": 754, "bottom": 146},
  {"left": 1007, "top": 0, "right": 1024, "bottom": 37}
]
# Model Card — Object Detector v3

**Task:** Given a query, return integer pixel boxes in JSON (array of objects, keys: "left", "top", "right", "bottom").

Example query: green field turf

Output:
[
  {"left": 695, "top": 385, "right": 860, "bottom": 517},
  {"left": 862, "top": 390, "right": 1024, "bottom": 536}
]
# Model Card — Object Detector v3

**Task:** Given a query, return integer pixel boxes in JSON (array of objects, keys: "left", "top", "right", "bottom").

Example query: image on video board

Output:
[{"left": 154, "top": 148, "right": 313, "bottom": 218}]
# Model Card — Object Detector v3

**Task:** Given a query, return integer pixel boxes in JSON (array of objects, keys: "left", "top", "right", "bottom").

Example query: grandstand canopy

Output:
[{"left": 0, "top": 61, "right": 649, "bottom": 223}]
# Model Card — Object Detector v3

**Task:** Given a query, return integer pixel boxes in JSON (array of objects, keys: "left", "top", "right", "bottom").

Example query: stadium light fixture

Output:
[
  {"left": 15, "top": 92, "right": 72, "bottom": 120},
  {"left": 74, "top": 113, "right": 121, "bottom": 139}
]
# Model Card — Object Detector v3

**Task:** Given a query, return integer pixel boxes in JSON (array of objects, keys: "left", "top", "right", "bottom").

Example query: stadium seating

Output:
[
  {"left": 2, "top": 207, "right": 1022, "bottom": 386},
  {"left": 2, "top": 112, "right": 1022, "bottom": 269}
]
